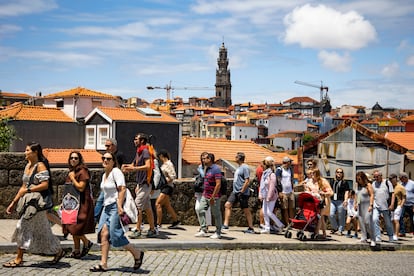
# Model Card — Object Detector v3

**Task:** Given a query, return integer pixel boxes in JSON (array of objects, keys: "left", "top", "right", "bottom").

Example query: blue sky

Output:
[{"left": 1, "top": 0, "right": 414, "bottom": 109}]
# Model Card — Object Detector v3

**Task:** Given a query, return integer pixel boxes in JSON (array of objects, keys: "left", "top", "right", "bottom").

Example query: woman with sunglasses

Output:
[
  {"left": 62, "top": 151, "right": 95, "bottom": 259},
  {"left": 3, "top": 142, "right": 65, "bottom": 268},
  {"left": 90, "top": 152, "right": 143, "bottom": 272}
]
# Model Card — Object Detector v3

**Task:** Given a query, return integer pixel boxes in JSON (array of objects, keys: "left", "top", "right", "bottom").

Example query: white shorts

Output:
[{"left": 392, "top": 205, "right": 402, "bottom": 221}]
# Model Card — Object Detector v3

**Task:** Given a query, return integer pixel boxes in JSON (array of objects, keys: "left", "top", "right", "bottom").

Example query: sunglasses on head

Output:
[{"left": 102, "top": 156, "right": 113, "bottom": 161}]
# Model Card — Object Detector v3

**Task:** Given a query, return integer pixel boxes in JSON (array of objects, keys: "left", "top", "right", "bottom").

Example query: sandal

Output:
[
  {"left": 80, "top": 241, "right": 93, "bottom": 257},
  {"left": 68, "top": 251, "right": 81, "bottom": 259},
  {"left": 3, "top": 260, "right": 23, "bottom": 268},
  {"left": 90, "top": 264, "right": 107, "bottom": 272},
  {"left": 52, "top": 249, "right": 66, "bottom": 264},
  {"left": 134, "top": 251, "right": 144, "bottom": 270}
]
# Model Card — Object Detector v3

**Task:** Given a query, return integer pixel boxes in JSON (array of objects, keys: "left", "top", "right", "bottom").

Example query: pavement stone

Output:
[{"left": 1, "top": 219, "right": 414, "bottom": 254}]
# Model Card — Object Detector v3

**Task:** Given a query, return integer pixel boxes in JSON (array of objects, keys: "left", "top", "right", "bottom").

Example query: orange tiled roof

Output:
[
  {"left": 42, "top": 87, "right": 117, "bottom": 100},
  {"left": 0, "top": 92, "right": 31, "bottom": 98},
  {"left": 95, "top": 106, "right": 179, "bottom": 123},
  {"left": 402, "top": 114, "right": 414, "bottom": 122},
  {"left": 384, "top": 132, "right": 414, "bottom": 150},
  {"left": 43, "top": 148, "right": 103, "bottom": 166},
  {"left": 0, "top": 102, "right": 73, "bottom": 122},
  {"left": 283, "top": 96, "right": 319, "bottom": 104},
  {"left": 181, "top": 137, "right": 297, "bottom": 166}
]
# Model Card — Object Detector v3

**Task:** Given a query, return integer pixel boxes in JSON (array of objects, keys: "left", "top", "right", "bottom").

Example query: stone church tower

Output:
[{"left": 214, "top": 42, "right": 232, "bottom": 107}]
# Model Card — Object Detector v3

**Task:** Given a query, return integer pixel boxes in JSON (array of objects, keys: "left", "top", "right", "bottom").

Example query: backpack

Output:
[
  {"left": 384, "top": 179, "right": 394, "bottom": 207},
  {"left": 151, "top": 159, "right": 167, "bottom": 190},
  {"left": 275, "top": 167, "right": 284, "bottom": 193},
  {"left": 220, "top": 173, "right": 228, "bottom": 196}
]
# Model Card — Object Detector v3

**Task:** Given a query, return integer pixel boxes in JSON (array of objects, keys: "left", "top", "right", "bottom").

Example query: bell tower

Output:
[{"left": 215, "top": 42, "right": 232, "bottom": 108}]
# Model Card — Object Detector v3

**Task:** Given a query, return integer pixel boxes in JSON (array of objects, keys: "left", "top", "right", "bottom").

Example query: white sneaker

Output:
[
  {"left": 392, "top": 235, "right": 398, "bottom": 241},
  {"left": 370, "top": 241, "right": 376, "bottom": 247},
  {"left": 210, "top": 233, "right": 221, "bottom": 239},
  {"left": 260, "top": 229, "right": 270, "bottom": 234},
  {"left": 195, "top": 230, "right": 208, "bottom": 237}
]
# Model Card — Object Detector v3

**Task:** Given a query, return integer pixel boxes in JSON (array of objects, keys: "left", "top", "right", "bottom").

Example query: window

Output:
[
  {"left": 85, "top": 124, "right": 110, "bottom": 150},
  {"left": 85, "top": 126, "right": 96, "bottom": 149},
  {"left": 56, "top": 100, "right": 64, "bottom": 108},
  {"left": 97, "top": 125, "right": 110, "bottom": 150}
]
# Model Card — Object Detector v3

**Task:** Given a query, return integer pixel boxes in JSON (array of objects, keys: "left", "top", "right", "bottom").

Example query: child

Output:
[{"left": 345, "top": 190, "right": 358, "bottom": 238}]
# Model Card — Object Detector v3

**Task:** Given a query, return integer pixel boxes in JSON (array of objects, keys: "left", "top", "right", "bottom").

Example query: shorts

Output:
[
  {"left": 392, "top": 205, "right": 402, "bottom": 221},
  {"left": 227, "top": 192, "right": 249, "bottom": 209},
  {"left": 161, "top": 185, "right": 174, "bottom": 196},
  {"left": 135, "top": 183, "right": 151, "bottom": 210},
  {"left": 280, "top": 192, "right": 295, "bottom": 210}
]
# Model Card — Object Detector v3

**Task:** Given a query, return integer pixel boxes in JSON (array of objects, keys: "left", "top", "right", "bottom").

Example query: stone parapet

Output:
[{"left": 0, "top": 153, "right": 261, "bottom": 226}]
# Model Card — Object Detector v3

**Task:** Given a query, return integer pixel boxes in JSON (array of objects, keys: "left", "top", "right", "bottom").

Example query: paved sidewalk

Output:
[{"left": 1, "top": 219, "right": 413, "bottom": 254}]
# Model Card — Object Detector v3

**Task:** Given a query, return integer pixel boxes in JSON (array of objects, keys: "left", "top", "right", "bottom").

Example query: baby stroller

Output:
[{"left": 284, "top": 192, "right": 321, "bottom": 241}]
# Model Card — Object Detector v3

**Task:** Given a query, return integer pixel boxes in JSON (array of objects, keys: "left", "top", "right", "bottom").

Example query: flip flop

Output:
[
  {"left": 3, "top": 260, "right": 23, "bottom": 268},
  {"left": 90, "top": 264, "right": 107, "bottom": 272}
]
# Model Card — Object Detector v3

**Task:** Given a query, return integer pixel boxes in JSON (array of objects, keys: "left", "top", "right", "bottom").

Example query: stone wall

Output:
[{"left": 0, "top": 153, "right": 262, "bottom": 226}]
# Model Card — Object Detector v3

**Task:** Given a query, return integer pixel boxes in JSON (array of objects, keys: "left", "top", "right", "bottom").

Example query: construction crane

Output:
[
  {"left": 294, "top": 80, "right": 330, "bottom": 116},
  {"left": 147, "top": 81, "right": 214, "bottom": 101}
]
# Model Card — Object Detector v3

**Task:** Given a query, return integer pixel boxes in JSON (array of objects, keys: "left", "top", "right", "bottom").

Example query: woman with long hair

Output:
[
  {"left": 63, "top": 151, "right": 95, "bottom": 259},
  {"left": 3, "top": 142, "right": 65, "bottom": 267},
  {"left": 91, "top": 152, "right": 143, "bottom": 272},
  {"left": 355, "top": 171, "right": 376, "bottom": 247},
  {"left": 258, "top": 156, "right": 285, "bottom": 234},
  {"left": 311, "top": 168, "right": 333, "bottom": 239},
  {"left": 155, "top": 149, "right": 180, "bottom": 228}
]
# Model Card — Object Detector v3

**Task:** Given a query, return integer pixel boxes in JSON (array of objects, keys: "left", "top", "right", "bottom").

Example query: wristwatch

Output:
[{"left": 27, "top": 187, "right": 31, "bottom": 193}]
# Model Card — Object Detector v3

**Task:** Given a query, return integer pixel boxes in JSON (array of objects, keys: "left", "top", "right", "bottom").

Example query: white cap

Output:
[{"left": 282, "top": 156, "right": 292, "bottom": 163}]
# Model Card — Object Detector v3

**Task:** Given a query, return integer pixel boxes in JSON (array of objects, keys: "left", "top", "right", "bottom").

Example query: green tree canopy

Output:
[{"left": 0, "top": 118, "right": 19, "bottom": 152}]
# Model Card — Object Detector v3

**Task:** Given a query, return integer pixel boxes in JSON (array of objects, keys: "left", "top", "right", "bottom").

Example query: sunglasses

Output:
[
  {"left": 105, "top": 144, "right": 112, "bottom": 147},
  {"left": 102, "top": 156, "right": 113, "bottom": 161},
  {"left": 70, "top": 156, "right": 79, "bottom": 160}
]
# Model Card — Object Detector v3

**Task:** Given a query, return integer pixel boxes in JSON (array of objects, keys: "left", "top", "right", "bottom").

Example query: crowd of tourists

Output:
[{"left": 3, "top": 137, "right": 414, "bottom": 272}]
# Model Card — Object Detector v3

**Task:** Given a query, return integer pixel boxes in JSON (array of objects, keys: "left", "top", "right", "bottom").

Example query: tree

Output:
[
  {"left": 0, "top": 118, "right": 19, "bottom": 152},
  {"left": 302, "top": 133, "right": 315, "bottom": 145}
]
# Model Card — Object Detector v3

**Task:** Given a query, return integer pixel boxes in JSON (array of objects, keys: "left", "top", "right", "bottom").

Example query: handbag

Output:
[
  {"left": 16, "top": 163, "right": 53, "bottom": 219},
  {"left": 113, "top": 175, "right": 137, "bottom": 227},
  {"left": 193, "top": 174, "right": 204, "bottom": 193},
  {"left": 61, "top": 183, "right": 80, "bottom": 225}
]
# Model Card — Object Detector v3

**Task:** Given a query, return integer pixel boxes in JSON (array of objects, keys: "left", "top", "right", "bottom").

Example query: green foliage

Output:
[
  {"left": 0, "top": 118, "right": 19, "bottom": 152},
  {"left": 302, "top": 133, "right": 315, "bottom": 145}
]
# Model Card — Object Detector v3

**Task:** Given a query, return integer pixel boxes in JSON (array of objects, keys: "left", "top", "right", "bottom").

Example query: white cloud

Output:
[
  {"left": 0, "top": 0, "right": 57, "bottom": 17},
  {"left": 318, "top": 50, "right": 351, "bottom": 72},
  {"left": 407, "top": 55, "right": 414, "bottom": 66},
  {"left": 381, "top": 62, "right": 399, "bottom": 77},
  {"left": 58, "top": 39, "right": 151, "bottom": 52},
  {"left": 283, "top": 4, "right": 377, "bottom": 50},
  {"left": 0, "top": 24, "right": 21, "bottom": 35},
  {"left": 14, "top": 50, "right": 102, "bottom": 66}
]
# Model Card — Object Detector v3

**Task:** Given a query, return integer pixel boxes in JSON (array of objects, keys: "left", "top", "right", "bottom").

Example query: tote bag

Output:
[{"left": 61, "top": 183, "right": 80, "bottom": 225}]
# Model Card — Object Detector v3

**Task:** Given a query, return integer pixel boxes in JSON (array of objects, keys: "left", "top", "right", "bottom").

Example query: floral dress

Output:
[{"left": 11, "top": 164, "right": 61, "bottom": 255}]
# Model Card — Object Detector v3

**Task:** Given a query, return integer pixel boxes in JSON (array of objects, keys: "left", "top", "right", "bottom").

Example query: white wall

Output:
[
  {"left": 231, "top": 125, "right": 258, "bottom": 140},
  {"left": 267, "top": 116, "right": 307, "bottom": 135}
]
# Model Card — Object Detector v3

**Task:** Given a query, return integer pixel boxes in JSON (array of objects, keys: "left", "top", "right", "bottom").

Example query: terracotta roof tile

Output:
[
  {"left": 0, "top": 102, "right": 73, "bottom": 122},
  {"left": 182, "top": 137, "right": 297, "bottom": 166},
  {"left": 0, "top": 92, "right": 31, "bottom": 98},
  {"left": 43, "top": 148, "right": 103, "bottom": 166},
  {"left": 283, "top": 96, "right": 319, "bottom": 104},
  {"left": 96, "top": 106, "right": 179, "bottom": 123},
  {"left": 384, "top": 132, "right": 414, "bottom": 150},
  {"left": 402, "top": 114, "right": 414, "bottom": 122},
  {"left": 43, "top": 87, "right": 117, "bottom": 100}
]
